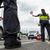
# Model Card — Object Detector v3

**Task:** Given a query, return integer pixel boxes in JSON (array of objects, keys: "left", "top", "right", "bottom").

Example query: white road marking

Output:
[
  {"left": 0, "top": 40, "right": 36, "bottom": 48},
  {"left": 22, "top": 41, "right": 34, "bottom": 45},
  {"left": 0, "top": 40, "right": 50, "bottom": 49}
]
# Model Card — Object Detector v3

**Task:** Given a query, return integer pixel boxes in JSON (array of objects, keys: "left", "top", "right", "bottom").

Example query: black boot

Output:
[
  {"left": 5, "top": 40, "right": 21, "bottom": 49},
  {"left": 13, "top": 40, "right": 21, "bottom": 48},
  {"left": 4, "top": 34, "right": 21, "bottom": 49}
]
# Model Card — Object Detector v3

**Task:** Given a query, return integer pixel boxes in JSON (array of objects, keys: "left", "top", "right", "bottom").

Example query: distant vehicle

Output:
[
  {"left": 36, "top": 34, "right": 41, "bottom": 40},
  {"left": 28, "top": 35, "right": 34, "bottom": 39},
  {"left": 28, "top": 31, "right": 37, "bottom": 40}
]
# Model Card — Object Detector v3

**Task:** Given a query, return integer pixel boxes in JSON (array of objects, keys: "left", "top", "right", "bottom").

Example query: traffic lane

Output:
[{"left": 0, "top": 42, "right": 50, "bottom": 50}]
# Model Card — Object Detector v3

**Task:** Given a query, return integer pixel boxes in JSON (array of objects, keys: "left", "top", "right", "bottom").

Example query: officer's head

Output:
[{"left": 41, "top": 9, "right": 46, "bottom": 15}]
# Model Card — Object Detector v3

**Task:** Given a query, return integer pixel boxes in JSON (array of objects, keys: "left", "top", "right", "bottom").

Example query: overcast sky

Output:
[
  {"left": 17, "top": 0, "right": 50, "bottom": 32},
  {"left": 0, "top": 0, "right": 50, "bottom": 32}
]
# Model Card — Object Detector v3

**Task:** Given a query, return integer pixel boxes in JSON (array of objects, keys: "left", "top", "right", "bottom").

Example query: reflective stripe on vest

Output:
[{"left": 39, "top": 16, "right": 48, "bottom": 20}]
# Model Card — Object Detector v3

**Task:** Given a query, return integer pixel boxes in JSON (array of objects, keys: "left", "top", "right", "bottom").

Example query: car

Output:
[
  {"left": 28, "top": 35, "right": 34, "bottom": 39},
  {"left": 36, "top": 34, "right": 41, "bottom": 40},
  {"left": 28, "top": 31, "right": 37, "bottom": 40}
]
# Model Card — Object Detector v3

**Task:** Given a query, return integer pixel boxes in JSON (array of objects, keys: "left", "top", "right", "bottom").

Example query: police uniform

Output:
[
  {"left": 0, "top": 0, "right": 21, "bottom": 49},
  {"left": 38, "top": 14, "right": 50, "bottom": 41}
]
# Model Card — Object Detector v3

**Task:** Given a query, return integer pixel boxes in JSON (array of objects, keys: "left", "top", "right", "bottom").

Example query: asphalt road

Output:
[{"left": 0, "top": 40, "right": 50, "bottom": 50}]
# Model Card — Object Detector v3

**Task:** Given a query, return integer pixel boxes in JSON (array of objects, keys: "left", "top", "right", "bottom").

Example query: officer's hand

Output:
[
  {"left": 30, "top": 11, "right": 35, "bottom": 17},
  {"left": 30, "top": 11, "right": 33, "bottom": 15}
]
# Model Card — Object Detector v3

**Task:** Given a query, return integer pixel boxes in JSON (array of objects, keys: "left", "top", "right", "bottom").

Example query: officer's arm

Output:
[
  {"left": 32, "top": 14, "right": 40, "bottom": 17},
  {"left": 0, "top": 0, "right": 3, "bottom": 5}
]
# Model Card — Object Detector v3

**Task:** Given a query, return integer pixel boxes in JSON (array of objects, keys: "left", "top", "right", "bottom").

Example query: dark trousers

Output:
[
  {"left": 3, "top": 0, "right": 20, "bottom": 38},
  {"left": 41, "top": 22, "right": 50, "bottom": 41},
  {"left": 3, "top": 0, "right": 20, "bottom": 46},
  {"left": 0, "top": 0, "right": 20, "bottom": 47}
]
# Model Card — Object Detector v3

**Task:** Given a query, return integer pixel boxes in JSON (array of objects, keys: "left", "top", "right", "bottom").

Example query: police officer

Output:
[
  {"left": 0, "top": 0, "right": 21, "bottom": 49},
  {"left": 30, "top": 9, "right": 50, "bottom": 42}
]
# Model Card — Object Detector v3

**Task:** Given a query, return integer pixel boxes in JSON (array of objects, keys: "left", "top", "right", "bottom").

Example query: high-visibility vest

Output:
[{"left": 39, "top": 15, "right": 48, "bottom": 20}]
